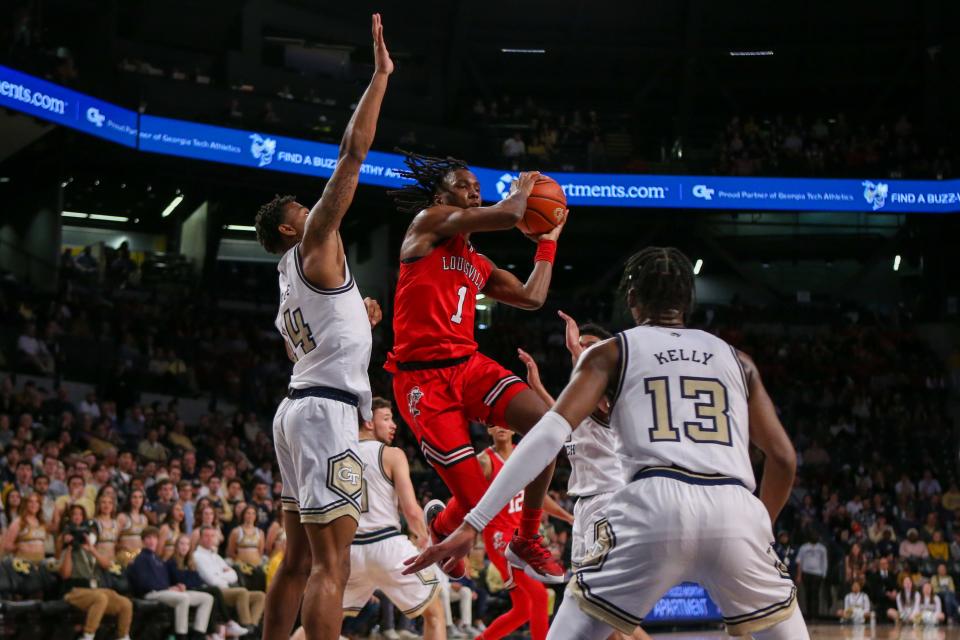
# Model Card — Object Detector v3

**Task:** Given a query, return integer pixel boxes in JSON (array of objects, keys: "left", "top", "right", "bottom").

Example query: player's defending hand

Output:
[
  {"left": 363, "top": 297, "right": 382, "bottom": 328},
  {"left": 372, "top": 13, "right": 394, "bottom": 76},
  {"left": 517, "top": 348, "right": 543, "bottom": 388},
  {"left": 558, "top": 310, "right": 583, "bottom": 360},
  {"left": 402, "top": 522, "right": 476, "bottom": 577}
]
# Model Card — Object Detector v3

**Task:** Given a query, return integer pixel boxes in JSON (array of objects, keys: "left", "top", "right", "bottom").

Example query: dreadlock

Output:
[
  {"left": 618, "top": 247, "right": 696, "bottom": 323},
  {"left": 255, "top": 194, "right": 296, "bottom": 254},
  {"left": 386, "top": 149, "right": 468, "bottom": 214}
]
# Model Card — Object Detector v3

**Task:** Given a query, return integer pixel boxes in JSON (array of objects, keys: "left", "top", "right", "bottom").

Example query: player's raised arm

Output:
[
  {"left": 300, "top": 14, "right": 392, "bottom": 281},
  {"left": 481, "top": 217, "right": 564, "bottom": 310},
  {"left": 517, "top": 348, "right": 556, "bottom": 407},
  {"left": 739, "top": 349, "right": 797, "bottom": 524},
  {"left": 403, "top": 338, "right": 617, "bottom": 575}
]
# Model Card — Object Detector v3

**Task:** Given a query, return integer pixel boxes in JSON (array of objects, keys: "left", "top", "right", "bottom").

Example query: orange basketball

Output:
[{"left": 518, "top": 175, "right": 567, "bottom": 235}]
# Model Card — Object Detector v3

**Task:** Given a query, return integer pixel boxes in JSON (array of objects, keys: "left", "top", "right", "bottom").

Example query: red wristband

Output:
[{"left": 534, "top": 239, "right": 557, "bottom": 265}]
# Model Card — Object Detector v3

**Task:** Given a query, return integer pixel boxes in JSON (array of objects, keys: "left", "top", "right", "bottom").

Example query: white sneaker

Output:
[
  {"left": 461, "top": 624, "right": 482, "bottom": 638},
  {"left": 225, "top": 620, "right": 250, "bottom": 637},
  {"left": 383, "top": 630, "right": 401, "bottom": 640},
  {"left": 397, "top": 631, "right": 421, "bottom": 640},
  {"left": 447, "top": 626, "right": 467, "bottom": 639}
]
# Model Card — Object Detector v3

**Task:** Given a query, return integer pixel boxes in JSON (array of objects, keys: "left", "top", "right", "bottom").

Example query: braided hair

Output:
[
  {"left": 387, "top": 150, "right": 468, "bottom": 214},
  {"left": 619, "top": 247, "right": 695, "bottom": 323}
]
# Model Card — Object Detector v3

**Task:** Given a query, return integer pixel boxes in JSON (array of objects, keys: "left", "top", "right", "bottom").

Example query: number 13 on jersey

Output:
[{"left": 644, "top": 376, "right": 732, "bottom": 445}]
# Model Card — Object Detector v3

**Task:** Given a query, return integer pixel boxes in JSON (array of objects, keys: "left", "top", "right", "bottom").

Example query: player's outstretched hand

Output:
[
  {"left": 508, "top": 171, "right": 541, "bottom": 199},
  {"left": 558, "top": 310, "right": 583, "bottom": 360},
  {"left": 517, "top": 348, "right": 543, "bottom": 388},
  {"left": 364, "top": 297, "right": 383, "bottom": 328},
  {"left": 372, "top": 13, "right": 394, "bottom": 76},
  {"left": 402, "top": 523, "right": 476, "bottom": 576}
]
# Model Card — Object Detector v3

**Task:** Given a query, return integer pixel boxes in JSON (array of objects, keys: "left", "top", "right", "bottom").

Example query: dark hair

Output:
[
  {"left": 141, "top": 526, "right": 160, "bottom": 540},
  {"left": 387, "top": 150, "right": 468, "bottom": 215},
  {"left": 578, "top": 323, "right": 612, "bottom": 341},
  {"left": 371, "top": 397, "right": 392, "bottom": 413},
  {"left": 16, "top": 460, "right": 32, "bottom": 470},
  {"left": 255, "top": 194, "right": 296, "bottom": 254},
  {"left": 67, "top": 473, "right": 84, "bottom": 485},
  {"left": 619, "top": 247, "right": 695, "bottom": 322}
]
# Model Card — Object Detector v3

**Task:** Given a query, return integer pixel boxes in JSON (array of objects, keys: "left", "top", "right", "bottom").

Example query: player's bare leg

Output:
[
  {"left": 421, "top": 593, "right": 447, "bottom": 640},
  {"left": 502, "top": 388, "right": 563, "bottom": 582},
  {"left": 263, "top": 511, "right": 311, "bottom": 640}
]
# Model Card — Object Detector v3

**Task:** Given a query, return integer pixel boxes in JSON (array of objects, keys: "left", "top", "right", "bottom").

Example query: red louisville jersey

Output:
[
  {"left": 387, "top": 234, "right": 493, "bottom": 366},
  {"left": 486, "top": 446, "right": 524, "bottom": 530}
]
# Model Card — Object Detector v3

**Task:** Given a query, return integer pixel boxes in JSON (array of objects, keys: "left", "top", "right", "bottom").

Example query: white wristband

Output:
[{"left": 464, "top": 411, "right": 573, "bottom": 532}]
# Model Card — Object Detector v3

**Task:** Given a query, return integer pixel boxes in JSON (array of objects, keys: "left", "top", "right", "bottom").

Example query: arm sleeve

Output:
[{"left": 464, "top": 411, "right": 571, "bottom": 532}]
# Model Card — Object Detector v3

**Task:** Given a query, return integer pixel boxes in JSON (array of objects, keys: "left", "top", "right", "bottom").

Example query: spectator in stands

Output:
[
  {"left": 227, "top": 505, "right": 264, "bottom": 567},
  {"left": 928, "top": 530, "right": 949, "bottom": 562},
  {"left": 160, "top": 502, "right": 187, "bottom": 561},
  {"left": 261, "top": 101, "right": 280, "bottom": 125},
  {"left": 868, "top": 514, "right": 896, "bottom": 544},
  {"left": 93, "top": 489, "right": 120, "bottom": 563},
  {"left": 796, "top": 533, "right": 828, "bottom": 620},
  {"left": 918, "top": 469, "right": 942, "bottom": 497},
  {"left": 951, "top": 531, "right": 960, "bottom": 560},
  {"left": 899, "top": 528, "right": 929, "bottom": 560},
  {"left": 128, "top": 526, "right": 215, "bottom": 639},
  {"left": 58, "top": 504, "right": 134, "bottom": 640},
  {"left": 149, "top": 479, "right": 176, "bottom": 524},
  {"left": 166, "top": 534, "right": 246, "bottom": 639},
  {"left": 6, "top": 459, "right": 33, "bottom": 496},
  {"left": 888, "top": 575, "right": 920, "bottom": 626},
  {"left": 139, "top": 428, "right": 169, "bottom": 463},
  {"left": 837, "top": 579, "right": 871, "bottom": 624},
  {"left": 502, "top": 132, "right": 526, "bottom": 169},
  {"left": 844, "top": 542, "right": 868, "bottom": 586},
  {"left": 17, "top": 321, "right": 55, "bottom": 374},
  {"left": 249, "top": 481, "right": 271, "bottom": 531},
  {"left": 931, "top": 563, "right": 958, "bottom": 623},
  {"left": 178, "top": 481, "right": 196, "bottom": 532},
  {"left": 3, "top": 491, "right": 49, "bottom": 562},
  {"left": 194, "top": 525, "right": 265, "bottom": 629},
  {"left": 34, "top": 474, "right": 56, "bottom": 523}
]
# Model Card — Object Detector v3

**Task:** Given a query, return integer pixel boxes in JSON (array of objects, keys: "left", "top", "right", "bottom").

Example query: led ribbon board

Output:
[{"left": 4, "top": 64, "right": 959, "bottom": 213}]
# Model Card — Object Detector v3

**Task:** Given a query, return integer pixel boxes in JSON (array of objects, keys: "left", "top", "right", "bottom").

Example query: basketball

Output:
[{"left": 518, "top": 176, "right": 567, "bottom": 235}]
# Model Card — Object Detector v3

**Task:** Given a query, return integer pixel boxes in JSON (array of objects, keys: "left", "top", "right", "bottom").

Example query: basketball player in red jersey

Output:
[
  {"left": 385, "top": 154, "right": 565, "bottom": 583},
  {"left": 477, "top": 426, "right": 572, "bottom": 640}
]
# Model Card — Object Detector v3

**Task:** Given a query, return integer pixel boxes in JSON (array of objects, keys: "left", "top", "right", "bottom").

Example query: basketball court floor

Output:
[{"left": 648, "top": 624, "right": 959, "bottom": 639}]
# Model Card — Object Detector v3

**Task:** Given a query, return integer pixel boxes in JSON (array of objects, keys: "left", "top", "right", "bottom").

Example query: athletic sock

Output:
[{"left": 519, "top": 508, "right": 543, "bottom": 538}]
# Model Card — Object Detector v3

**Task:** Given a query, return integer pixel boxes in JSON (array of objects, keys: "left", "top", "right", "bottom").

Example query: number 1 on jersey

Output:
[{"left": 451, "top": 285, "right": 467, "bottom": 324}]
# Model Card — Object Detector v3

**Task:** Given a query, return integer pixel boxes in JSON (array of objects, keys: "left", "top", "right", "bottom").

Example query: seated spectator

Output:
[
  {"left": 167, "top": 534, "right": 247, "bottom": 638},
  {"left": 58, "top": 504, "right": 133, "bottom": 640},
  {"left": 138, "top": 428, "right": 170, "bottom": 463},
  {"left": 918, "top": 581, "right": 945, "bottom": 626},
  {"left": 2, "top": 492, "right": 50, "bottom": 562},
  {"left": 837, "top": 580, "right": 871, "bottom": 624},
  {"left": 887, "top": 576, "right": 920, "bottom": 625},
  {"left": 1, "top": 488, "right": 22, "bottom": 530},
  {"left": 117, "top": 488, "right": 148, "bottom": 564},
  {"left": 918, "top": 469, "right": 942, "bottom": 497},
  {"left": 928, "top": 530, "right": 949, "bottom": 561},
  {"left": 194, "top": 525, "right": 265, "bottom": 629},
  {"left": 931, "top": 563, "right": 958, "bottom": 623},
  {"left": 899, "top": 528, "right": 929, "bottom": 560},
  {"left": 868, "top": 514, "right": 896, "bottom": 543},
  {"left": 227, "top": 506, "right": 264, "bottom": 567},
  {"left": 844, "top": 542, "right": 868, "bottom": 586},
  {"left": 17, "top": 322, "right": 55, "bottom": 374},
  {"left": 149, "top": 479, "right": 176, "bottom": 524},
  {"left": 501, "top": 132, "right": 525, "bottom": 169},
  {"left": 128, "top": 526, "right": 215, "bottom": 640}
]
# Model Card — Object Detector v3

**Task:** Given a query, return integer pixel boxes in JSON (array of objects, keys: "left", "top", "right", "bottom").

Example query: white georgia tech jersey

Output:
[
  {"left": 356, "top": 439, "right": 401, "bottom": 534},
  {"left": 275, "top": 244, "right": 372, "bottom": 420},
  {"left": 609, "top": 325, "right": 755, "bottom": 491},
  {"left": 565, "top": 414, "right": 625, "bottom": 497}
]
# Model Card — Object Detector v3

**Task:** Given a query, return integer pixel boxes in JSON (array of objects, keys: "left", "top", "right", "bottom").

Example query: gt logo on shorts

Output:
[
  {"left": 327, "top": 451, "right": 364, "bottom": 502},
  {"left": 407, "top": 386, "right": 424, "bottom": 418}
]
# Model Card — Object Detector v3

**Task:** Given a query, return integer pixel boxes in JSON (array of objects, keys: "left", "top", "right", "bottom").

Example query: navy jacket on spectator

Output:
[
  {"left": 128, "top": 548, "right": 171, "bottom": 595},
  {"left": 165, "top": 559, "right": 204, "bottom": 590}
]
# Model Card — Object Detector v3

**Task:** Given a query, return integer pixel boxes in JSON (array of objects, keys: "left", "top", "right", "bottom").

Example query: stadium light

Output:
[
  {"left": 729, "top": 50, "right": 775, "bottom": 57},
  {"left": 893, "top": 255, "right": 901, "bottom": 271},
  {"left": 62, "top": 211, "right": 130, "bottom": 222},
  {"left": 61, "top": 211, "right": 88, "bottom": 218},
  {"left": 225, "top": 225, "right": 257, "bottom": 232},
  {"left": 501, "top": 48, "right": 545, "bottom": 54},
  {"left": 693, "top": 259, "right": 704, "bottom": 275},
  {"left": 161, "top": 195, "right": 184, "bottom": 218},
  {"left": 476, "top": 293, "right": 486, "bottom": 301}
]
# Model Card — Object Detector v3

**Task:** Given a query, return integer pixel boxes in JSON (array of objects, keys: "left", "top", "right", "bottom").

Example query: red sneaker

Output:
[
  {"left": 423, "top": 499, "right": 467, "bottom": 579},
  {"left": 505, "top": 531, "right": 566, "bottom": 584}
]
